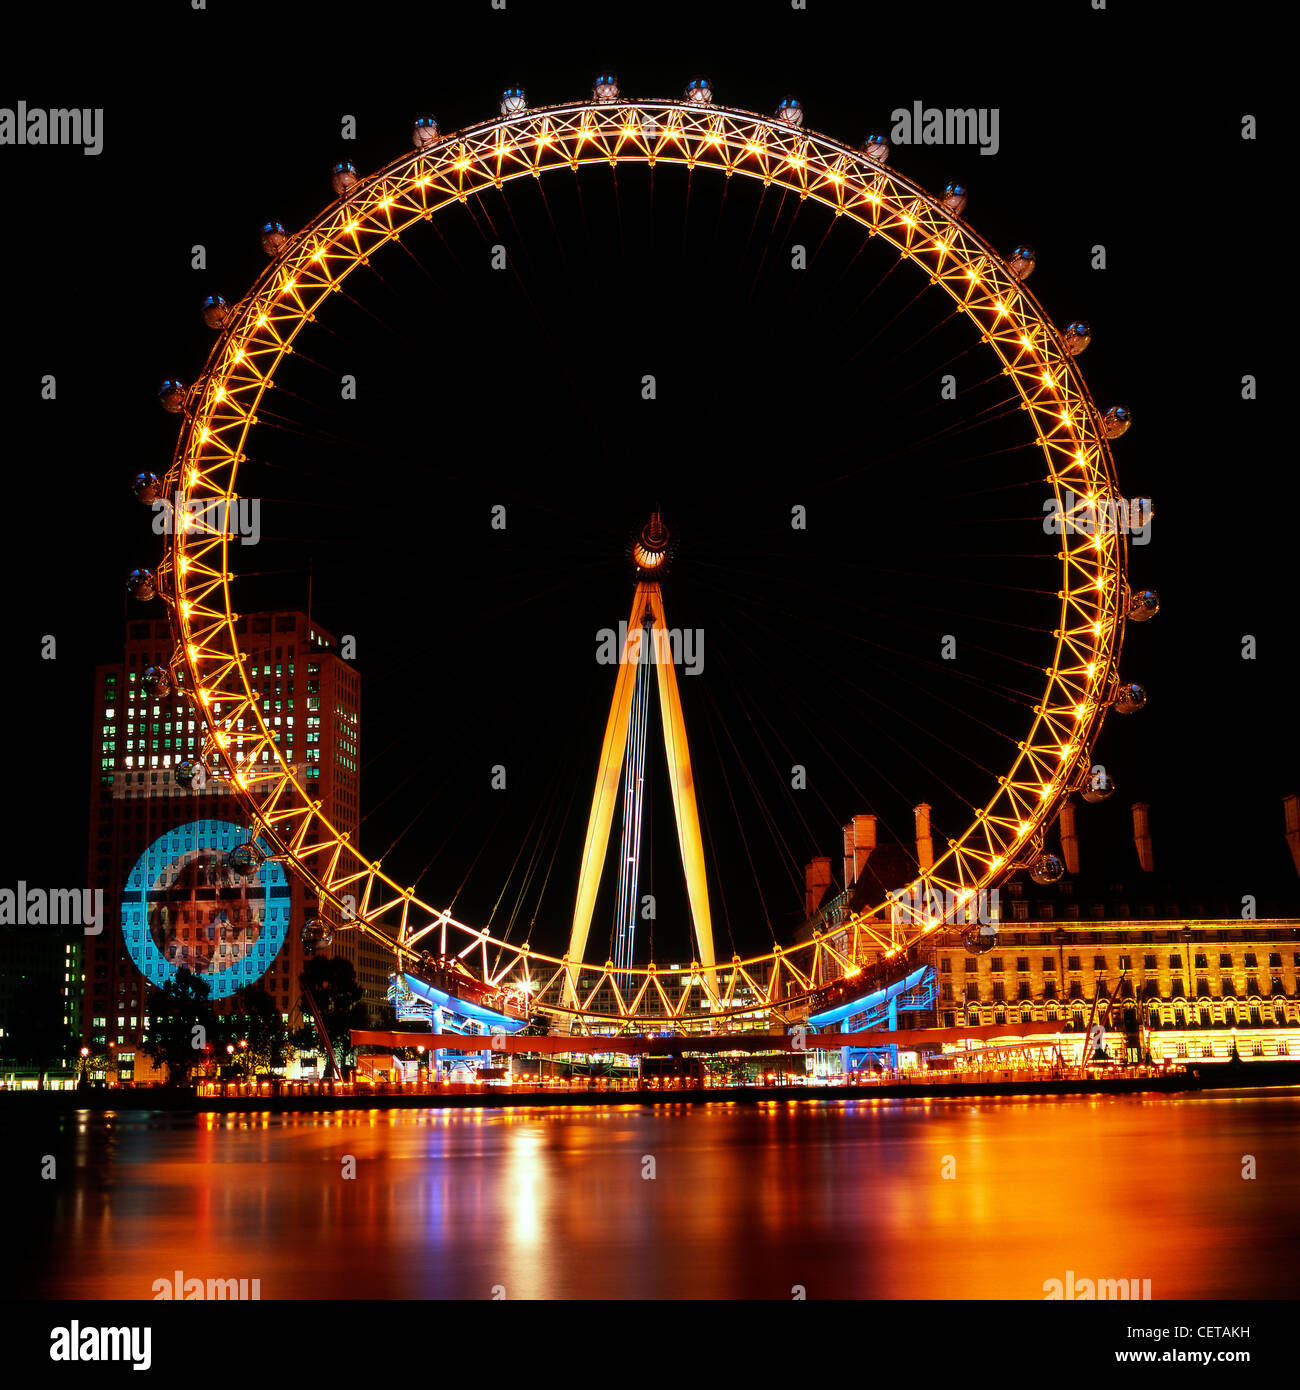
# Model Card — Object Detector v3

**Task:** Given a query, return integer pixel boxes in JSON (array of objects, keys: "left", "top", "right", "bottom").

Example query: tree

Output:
[
  {"left": 293, "top": 956, "right": 369, "bottom": 1068},
  {"left": 138, "top": 967, "right": 215, "bottom": 1086},
  {"left": 229, "top": 985, "right": 288, "bottom": 1074}
]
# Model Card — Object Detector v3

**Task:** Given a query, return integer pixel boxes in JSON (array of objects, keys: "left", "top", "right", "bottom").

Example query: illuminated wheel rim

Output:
[{"left": 159, "top": 94, "right": 1129, "bottom": 1025}]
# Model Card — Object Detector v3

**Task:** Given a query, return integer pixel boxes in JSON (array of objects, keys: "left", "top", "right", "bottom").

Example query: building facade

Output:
[{"left": 84, "top": 611, "right": 388, "bottom": 1080}]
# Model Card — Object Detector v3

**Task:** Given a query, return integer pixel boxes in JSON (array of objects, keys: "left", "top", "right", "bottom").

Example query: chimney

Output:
[
  {"left": 1285, "top": 793, "right": 1300, "bottom": 880},
  {"left": 1131, "top": 801, "right": 1154, "bottom": 873},
  {"left": 805, "top": 857, "right": 833, "bottom": 920},
  {"left": 914, "top": 803, "right": 933, "bottom": 874},
  {"left": 1059, "top": 800, "right": 1080, "bottom": 875},
  {"left": 842, "top": 814, "right": 877, "bottom": 888}
]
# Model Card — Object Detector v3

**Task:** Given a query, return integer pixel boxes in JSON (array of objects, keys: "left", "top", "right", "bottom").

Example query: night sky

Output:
[{"left": 9, "top": 2, "right": 1290, "bottom": 966}]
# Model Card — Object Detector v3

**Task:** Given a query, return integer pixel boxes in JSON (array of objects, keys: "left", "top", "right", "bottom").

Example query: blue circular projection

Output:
[{"left": 121, "top": 818, "right": 291, "bottom": 999}]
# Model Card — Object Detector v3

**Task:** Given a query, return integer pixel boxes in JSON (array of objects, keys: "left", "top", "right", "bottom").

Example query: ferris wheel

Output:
[{"left": 130, "top": 75, "right": 1157, "bottom": 1029}]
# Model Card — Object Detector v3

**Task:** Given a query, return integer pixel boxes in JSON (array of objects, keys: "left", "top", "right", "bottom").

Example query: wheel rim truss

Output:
[{"left": 156, "top": 96, "right": 1129, "bottom": 1028}]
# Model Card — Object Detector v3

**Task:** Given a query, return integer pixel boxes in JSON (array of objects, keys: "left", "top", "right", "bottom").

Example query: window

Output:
[
  {"left": 940, "top": 982, "right": 953, "bottom": 1001},
  {"left": 990, "top": 958, "right": 1004, "bottom": 973},
  {"left": 992, "top": 982, "right": 1005, "bottom": 1002},
  {"left": 1012, "top": 900, "right": 1028, "bottom": 921},
  {"left": 1143, "top": 954, "right": 1158, "bottom": 969},
  {"left": 940, "top": 958, "right": 951, "bottom": 973},
  {"left": 1169, "top": 954, "right": 1182, "bottom": 969},
  {"left": 1042, "top": 957, "right": 1055, "bottom": 971},
  {"left": 1016, "top": 957, "right": 1029, "bottom": 972},
  {"left": 1093, "top": 955, "right": 1107, "bottom": 970},
  {"left": 1244, "top": 953, "right": 1258, "bottom": 968},
  {"left": 1219, "top": 953, "right": 1233, "bottom": 968},
  {"left": 1067, "top": 955, "right": 1081, "bottom": 971},
  {"left": 1194, "top": 954, "right": 1208, "bottom": 969},
  {"left": 1118, "top": 954, "right": 1131, "bottom": 970}
]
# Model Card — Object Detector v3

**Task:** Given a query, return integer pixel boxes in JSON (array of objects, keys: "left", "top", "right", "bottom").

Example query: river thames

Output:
[{"left": 8, "top": 1090, "right": 1300, "bottom": 1300}]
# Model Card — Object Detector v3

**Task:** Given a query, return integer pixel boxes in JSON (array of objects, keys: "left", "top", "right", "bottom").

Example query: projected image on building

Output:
[{"left": 121, "top": 819, "right": 291, "bottom": 999}]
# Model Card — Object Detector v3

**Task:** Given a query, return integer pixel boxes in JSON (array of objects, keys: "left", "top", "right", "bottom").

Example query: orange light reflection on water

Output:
[{"left": 17, "top": 1092, "right": 1300, "bottom": 1299}]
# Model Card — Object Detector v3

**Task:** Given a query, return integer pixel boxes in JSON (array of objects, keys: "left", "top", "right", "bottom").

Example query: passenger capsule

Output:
[
  {"left": 500, "top": 86, "right": 527, "bottom": 116},
  {"left": 412, "top": 114, "right": 440, "bottom": 149},
  {"left": 331, "top": 161, "right": 358, "bottom": 197},
  {"left": 1062, "top": 320, "right": 1091, "bottom": 356},
  {"left": 776, "top": 96, "right": 804, "bottom": 128},
  {"left": 941, "top": 182, "right": 968, "bottom": 215},
  {"left": 140, "top": 665, "right": 172, "bottom": 698},
  {"left": 862, "top": 133, "right": 890, "bottom": 163},
  {"left": 126, "top": 568, "right": 156, "bottom": 602},
  {"left": 1100, "top": 405, "right": 1132, "bottom": 438},
  {"left": 684, "top": 76, "right": 713, "bottom": 105},
  {"left": 259, "top": 220, "right": 287, "bottom": 256},
  {"left": 1113, "top": 682, "right": 1148, "bottom": 714},
  {"left": 158, "top": 380, "right": 186, "bottom": 414},
  {"left": 132, "top": 471, "right": 164, "bottom": 505},
  {"left": 200, "top": 294, "right": 230, "bottom": 330},
  {"left": 1082, "top": 769, "right": 1117, "bottom": 803},
  {"left": 301, "top": 920, "right": 324, "bottom": 955},
  {"left": 1007, "top": 245, "right": 1036, "bottom": 279},
  {"left": 592, "top": 73, "right": 620, "bottom": 102},
  {"left": 1030, "top": 852, "right": 1066, "bottom": 885},
  {"left": 1128, "top": 588, "right": 1160, "bottom": 622},
  {"left": 962, "top": 925, "right": 998, "bottom": 953},
  {"left": 228, "top": 843, "right": 261, "bottom": 876}
]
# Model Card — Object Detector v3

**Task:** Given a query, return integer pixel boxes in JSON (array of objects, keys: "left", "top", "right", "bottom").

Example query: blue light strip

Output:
[
  {"left": 401, "top": 974, "right": 527, "bottom": 1032},
  {"left": 808, "top": 964, "right": 931, "bottom": 1028}
]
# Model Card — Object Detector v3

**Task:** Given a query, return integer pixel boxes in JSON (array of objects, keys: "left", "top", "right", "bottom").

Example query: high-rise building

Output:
[
  {"left": 0, "top": 927, "right": 82, "bottom": 1078},
  {"left": 84, "top": 610, "right": 388, "bottom": 1080}
]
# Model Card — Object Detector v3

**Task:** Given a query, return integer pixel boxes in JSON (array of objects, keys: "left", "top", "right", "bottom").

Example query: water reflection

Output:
[{"left": 7, "top": 1093, "right": 1300, "bottom": 1299}]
